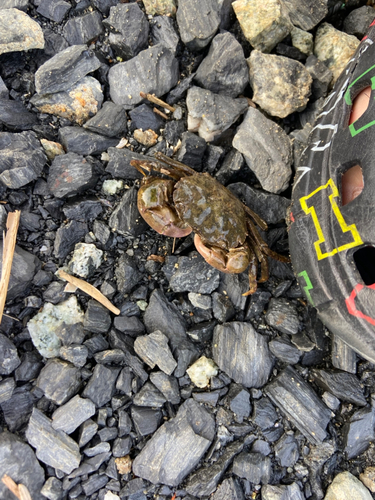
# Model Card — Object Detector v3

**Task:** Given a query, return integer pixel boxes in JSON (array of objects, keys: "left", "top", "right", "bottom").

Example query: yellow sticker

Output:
[{"left": 299, "top": 178, "right": 363, "bottom": 260}]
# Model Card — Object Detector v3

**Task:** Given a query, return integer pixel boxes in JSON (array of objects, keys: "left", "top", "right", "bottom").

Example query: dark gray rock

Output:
[
  {"left": 233, "top": 452, "right": 271, "bottom": 484},
  {"left": 59, "top": 126, "right": 119, "bottom": 155},
  {"left": 108, "top": 45, "right": 179, "bottom": 108},
  {"left": 35, "top": 44, "right": 101, "bottom": 94},
  {"left": 109, "top": 186, "right": 148, "bottom": 237},
  {"left": 37, "top": 0, "right": 71, "bottom": 22},
  {"left": 68, "top": 452, "right": 111, "bottom": 478},
  {"left": 84, "top": 101, "right": 127, "bottom": 137},
  {"left": 48, "top": 152, "right": 103, "bottom": 199},
  {"left": 0, "top": 333, "right": 20, "bottom": 375},
  {"left": 269, "top": 337, "right": 302, "bottom": 364},
  {"left": 186, "top": 86, "right": 247, "bottom": 141},
  {"left": 113, "top": 315, "right": 145, "bottom": 337},
  {"left": 245, "top": 290, "right": 271, "bottom": 320},
  {"left": 282, "top": 0, "right": 328, "bottom": 30},
  {"left": 343, "top": 6, "right": 375, "bottom": 38},
  {"left": 212, "top": 292, "right": 235, "bottom": 323},
  {"left": 0, "top": 377, "right": 15, "bottom": 403},
  {"left": 0, "top": 385, "right": 34, "bottom": 431},
  {"left": 131, "top": 405, "right": 162, "bottom": 436},
  {"left": 83, "top": 300, "right": 111, "bottom": 334},
  {"left": 311, "top": 369, "right": 367, "bottom": 407},
  {"left": 167, "top": 72, "right": 195, "bottom": 105},
  {"left": 0, "top": 98, "right": 38, "bottom": 131},
  {"left": 105, "top": 147, "right": 144, "bottom": 180},
  {"left": 82, "top": 364, "right": 120, "bottom": 406},
  {"left": 175, "top": 131, "right": 207, "bottom": 170},
  {"left": 119, "top": 478, "right": 146, "bottom": 498},
  {"left": 26, "top": 408, "right": 81, "bottom": 474},
  {"left": 213, "top": 477, "right": 245, "bottom": 500},
  {"left": 261, "top": 483, "right": 304, "bottom": 500},
  {"left": 40, "top": 477, "right": 63, "bottom": 500},
  {"left": 118, "top": 409, "right": 132, "bottom": 436},
  {"left": 233, "top": 107, "right": 292, "bottom": 194},
  {"left": 63, "top": 10, "right": 104, "bottom": 45},
  {"left": 91, "top": 0, "right": 118, "bottom": 15},
  {"left": 115, "top": 253, "right": 144, "bottom": 294},
  {"left": 163, "top": 253, "right": 220, "bottom": 294},
  {"left": 151, "top": 15, "right": 179, "bottom": 53},
  {"left": 0, "top": 131, "right": 46, "bottom": 189},
  {"left": 213, "top": 322, "right": 273, "bottom": 388},
  {"left": 343, "top": 407, "right": 375, "bottom": 459},
  {"left": 107, "top": 329, "right": 148, "bottom": 383},
  {"left": 103, "top": 3, "right": 149, "bottom": 60},
  {"left": 63, "top": 198, "right": 103, "bottom": 222},
  {"left": 195, "top": 31, "right": 248, "bottom": 97},
  {"left": 52, "top": 394, "right": 95, "bottom": 434},
  {"left": 274, "top": 434, "right": 299, "bottom": 467},
  {"left": 228, "top": 183, "right": 290, "bottom": 225},
  {"left": 0, "top": 76, "right": 8, "bottom": 99},
  {"left": 79, "top": 418, "right": 98, "bottom": 447},
  {"left": 265, "top": 298, "right": 300, "bottom": 335},
  {"left": 54, "top": 220, "right": 88, "bottom": 259},
  {"left": 94, "top": 349, "right": 125, "bottom": 365},
  {"left": 185, "top": 439, "right": 244, "bottom": 497},
  {"left": 134, "top": 330, "right": 177, "bottom": 375},
  {"left": 265, "top": 366, "right": 331, "bottom": 445},
  {"left": 129, "top": 103, "right": 165, "bottom": 133},
  {"left": 253, "top": 397, "right": 278, "bottom": 431},
  {"left": 82, "top": 473, "right": 108, "bottom": 495},
  {"left": 36, "top": 358, "right": 81, "bottom": 405},
  {"left": 0, "top": 0, "right": 29, "bottom": 10},
  {"left": 0, "top": 245, "right": 40, "bottom": 301},
  {"left": 331, "top": 335, "right": 357, "bottom": 374},
  {"left": 228, "top": 384, "right": 251, "bottom": 423},
  {"left": 132, "top": 398, "right": 215, "bottom": 485},
  {"left": 60, "top": 344, "right": 88, "bottom": 367},
  {"left": 84, "top": 441, "right": 110, "bottom": 457},
  {"left": 84, "top": 333, "right": 109, "bottom": 355},
  {"left": 0, "top": 431, "right": 45, "bottom": 500},
  {"left": 305, "top": 54, "right": 333, "bottom": 100},
  {"left": 133, "top": 381, "right": 166, "bottom": 407},
  {"left": 176, "top": 0, "right": 220, "bottom": 51},
  {"left": 150, "top": 371, "right": 180, "bottom": 405}
]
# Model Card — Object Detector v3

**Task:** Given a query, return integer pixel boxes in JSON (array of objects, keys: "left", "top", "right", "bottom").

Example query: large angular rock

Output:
[
  {"left": 132, "top": 399, "right": 215, "bottom": 485},
  {"left": 283, "top": 0, "right": 328, "bottom": 31},
  {"left": 176, "top": 0, "right": 220, "bottom": 51},
  {"left": 0, "top": 8, "right": 44, "bottom": 54}
]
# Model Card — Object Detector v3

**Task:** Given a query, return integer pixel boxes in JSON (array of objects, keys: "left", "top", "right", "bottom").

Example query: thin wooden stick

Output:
[
  {"left": 2, "top": 475, "right": 21, "bottom": 500},
  {"left": 140, "top": 91, "right": 175, "bottom": 112},
  {"left": 57, "top": 269, "right": 120, "bottom": 315},
  {"left": 0, "top": 211, "right": 20, "bottom": 324},
  {"left": 153, "top": 107, "right": 169, "bottom": 120}
]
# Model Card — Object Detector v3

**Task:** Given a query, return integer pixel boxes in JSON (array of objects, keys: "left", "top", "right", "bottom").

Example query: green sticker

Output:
[{"left": 298, "top": 270, "right": 314, "bottom": 306}]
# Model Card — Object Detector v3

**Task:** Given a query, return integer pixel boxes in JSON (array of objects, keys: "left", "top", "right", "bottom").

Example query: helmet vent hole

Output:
[
  {"left": 353, "top": 246, "right": 375, "bottom": 285},
  {"left": 341, "top": 164, "right": 363, "bottom": 206},
  {"left": 349, "top": 86, "right": 371, "bottom": 125}
]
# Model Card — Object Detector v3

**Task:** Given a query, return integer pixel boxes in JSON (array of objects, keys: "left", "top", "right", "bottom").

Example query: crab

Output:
[{"left": 130, "top": 152, "right": 290, "bottom": 295}]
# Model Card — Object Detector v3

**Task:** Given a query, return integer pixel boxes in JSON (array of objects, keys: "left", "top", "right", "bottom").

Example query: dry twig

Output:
[
  {"left": 139, "top": 91, "right": 175, "bottom": 112},
  {"left": 1, "top": 475, "right": 32, "bottom": 500},
  {"left": 0, "top": 211, "right": 20, "bottom": 324},
  {"left": 57, "top": 269, "right": 120, "bottom": 315}
]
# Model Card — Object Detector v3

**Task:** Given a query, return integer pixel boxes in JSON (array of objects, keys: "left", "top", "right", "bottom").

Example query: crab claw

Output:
[
  {"left": 138, "top": 178, "right": 192, "bottom": 237},
  {"left": 194, "top": 234, "right": 250, "bottom": 273}
]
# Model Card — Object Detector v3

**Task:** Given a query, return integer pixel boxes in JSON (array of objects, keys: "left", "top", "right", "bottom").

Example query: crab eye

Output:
[{"left": 353, "top": 245, "right": 375, "bottom": 286}]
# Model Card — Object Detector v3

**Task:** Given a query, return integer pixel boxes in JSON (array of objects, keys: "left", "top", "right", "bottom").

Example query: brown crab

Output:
[{"left": 131, "top": 152, "right": 289, "bottom": 295}]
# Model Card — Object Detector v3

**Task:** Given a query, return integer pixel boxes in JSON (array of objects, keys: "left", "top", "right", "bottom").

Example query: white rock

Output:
[
  {"left": 324, "top": 471, "right": 373, "bottom": 500},
  {"left": 68, "top": 243, "right": 103, "bottom": 278},
  {"left": 102, "top": 179, "right": 124, "bottom": 195},
  {"left": 187, "top": 356, "right": 218, "bottom": 388}
]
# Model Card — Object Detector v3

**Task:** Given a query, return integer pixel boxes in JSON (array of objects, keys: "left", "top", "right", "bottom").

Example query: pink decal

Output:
[{"left": 345, "top": 283, "right": 375, "bottom": 325}]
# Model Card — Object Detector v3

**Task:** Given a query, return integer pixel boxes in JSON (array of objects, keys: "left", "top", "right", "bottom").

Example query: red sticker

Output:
[{"left": 345, "top": 283, "right": 375, "bottom": 325}]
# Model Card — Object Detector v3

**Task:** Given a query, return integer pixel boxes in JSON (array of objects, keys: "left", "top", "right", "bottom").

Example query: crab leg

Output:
[
  {"left": 242, "top": 245, "right": 258, "bottom": 296},
  {"left": 155, "top": 152, "right": 197, "bottom": 176},
  {"left": 247, "top": 232, "right": 269, "bottom": 283},
  {"left": 246, "top": 218, "right": 290, "bottom": 263},
  {"left": 130, "top": 159, "right": 183, "bottom": 180}
]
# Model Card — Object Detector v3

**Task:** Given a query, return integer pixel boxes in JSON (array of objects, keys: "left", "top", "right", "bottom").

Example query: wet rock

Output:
[
  {"left": 59, "top": 126, "right": 118, "bottom": 156},
  {"left": 82, "top": 364, "right": 120, "bottom": 406},
  {"left": 134, "top": 330, "right": 177, "bottom": 375},
  {"left": 132, "top": 398, "right": 215, "bottom": 485},
  {"left": 265, "top": 365, "right": 331, "bottom": 445},
  {"left": 185, "top": 440, "right": 244, "bottom": 497},
  {"left": 163, "top": 253, "right": 220, "bottom": 294},
  {"left": 324, "top": 471, "right": 373, "bottom": 500},
  {"left": 103, "top": 3, "right": 149, "bottom": 60},
  {"left": 26, "top": 408, "right": 81, "bottom": 474},
  {"left": 0, "top": 8, "right": 44, "bottom": 54},
  {"left": 232, "top": 0, "right": 292, "bottom": 53},
  {"left": 108, "top": 45, "right": 179, "bottom": 108},
  {"left": 0, "top": 377, "right": 15, "bottom": 403},
  {"left": 28, "top": 296, "right": 84, "bottom": 358},
  {"left": 0, "top": 431, "right": 45, "bottom": 500},
  {"left": 265, "top": 298, "right": 300, "bottom": 335},
  {"left": 36, "top": 358, "right": 81, "bottom": 405},
  {"left": 212, "top": 322, "right": 273, "bottom": 388},
  {"left": 150, "top": 371, "right": 180, "bottom": 404},
  {"left": 48, "top": 152, "right": 103, "bottom": 199},
  {"left": 35, "top": 44, "right": 101, "bottom": 95},
  {"left": 248, "top": 50, "right": 312, "bottom": 118},
  {"left": 63, "top": 10, "right": 103, "bottom": 45},
  {"left": 232, "top": 107, "right": 292, "bottom": 194},
  {"left": 37, "top": 0, "right": 71, "bottom": 23},
  {"left": 143, "top": 0, "right": 176, "bottom": 16},
  {"left": 84, "top": 101, "right": 127, "bottom": 137},
  {"left": 195, "top": 31, "right": 248, "bottom": 97},
  {"left": 109, "top": 186, "right": 148, "bottom": 237},
  {"left": 0, "top": 333, "right": 20, "bottom": 375},
  {"left": 0, "top": 98, "right": 38, "bottom": 131},
  {"left": 131, "top": 405, "right": 162, "bottom": 436},
  {"left": 228, "top": 183, "right": 290, "bottom": 225},
  {"left": 150, "top": 15, "right": 179, "bottom": 53},
  {"left": 311, "top": 369, "right": 366, "bottom": 406},
  {"left": 32, "top": 76, "right": 103, "bottom": 125},
  {"left": 343, "top": 407, "right": 375, "bottom": 459},
  {"left": 282, "top": 0, "right": 328, "bottom": 31},
  {"left": 187, "top": 356, "right": 218, "bottom": 388},
  {"left": 343, "top": 6, "right": 375, "bottom": 39},
  {"left": 233, "top": 451, "right": 271, "bottom": 484},
  {"left": 314, "top": 23, "right": 360, "bottom": 84},
  {"left": 176, "top": 0, "right": 220, "bottom": 51},
  {"left": 52, "top": 394, "right": 96, "bottom": 434},
  {"left": 54, "top": 220, "right": 88, "bottom": 259},
  {"left": 186, "top": 86, "right": 248, "bottom": 141}
]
